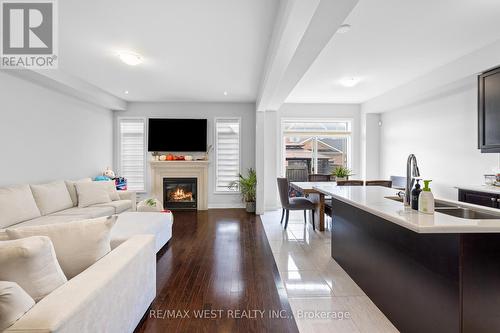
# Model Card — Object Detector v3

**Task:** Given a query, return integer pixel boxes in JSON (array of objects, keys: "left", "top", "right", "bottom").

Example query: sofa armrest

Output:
[
  {"left": 5, "top": 235, "right": 156, "bottom": 333},
  {"left": 118, "top": 191, "right": 137, "bottom": 211}
]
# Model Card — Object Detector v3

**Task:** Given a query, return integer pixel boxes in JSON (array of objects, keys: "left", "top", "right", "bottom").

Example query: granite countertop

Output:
[{"left": 313, "top": 185, "right": 500, "bottom": 234}]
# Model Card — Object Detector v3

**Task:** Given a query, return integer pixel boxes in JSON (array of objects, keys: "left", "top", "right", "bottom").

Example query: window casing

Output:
[
  {"left": 215, "top": 118, "right": 241, "bottom": 193},
  {"left": 118, "top": 118, "right": 146, "bottom": 192}
]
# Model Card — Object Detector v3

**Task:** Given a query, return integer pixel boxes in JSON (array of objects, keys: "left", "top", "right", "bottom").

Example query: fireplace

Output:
[{"left": 163, "top": 178, "right": 197, "bottom": 210}]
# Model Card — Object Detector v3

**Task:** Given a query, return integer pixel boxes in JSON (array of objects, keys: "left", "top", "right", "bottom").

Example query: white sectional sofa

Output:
[
  {"left": 0, "top": 181, "right": 136, "bottom": 233},
  {"left": 4, "top": 235, "right": 156, "bottom": 333},
  {"left": 0, "top": 180, "right": 174, "bottom": 333}
]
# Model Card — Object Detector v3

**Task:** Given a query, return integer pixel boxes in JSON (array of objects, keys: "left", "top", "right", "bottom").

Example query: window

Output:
[
  {"left": 282, "top": 120, "right": 352, "bottom": 178},
  {"left": 118, "top": 118, "right": 145, "bottom": 192},
  {"left": 215, "top": 118, "right": 241, "bottom": 192}
]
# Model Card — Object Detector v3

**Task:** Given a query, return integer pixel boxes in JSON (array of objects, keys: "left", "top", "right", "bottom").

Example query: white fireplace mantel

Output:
[{"left": 150, "top": 160, "right": 209, "bottom": 210}]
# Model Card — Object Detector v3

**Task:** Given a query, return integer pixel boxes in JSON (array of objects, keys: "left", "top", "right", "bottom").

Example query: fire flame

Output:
[{"left": 170, "top": 187, "right": 193, "bottom": 201}]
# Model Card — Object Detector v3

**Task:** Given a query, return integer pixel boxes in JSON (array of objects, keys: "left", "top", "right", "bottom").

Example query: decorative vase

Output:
[
  {"left": 246, "top": 201, "right": 256, "bottom": 213},
  {"left": 336, "top": 177, "right": 347, "bottom": 181}
]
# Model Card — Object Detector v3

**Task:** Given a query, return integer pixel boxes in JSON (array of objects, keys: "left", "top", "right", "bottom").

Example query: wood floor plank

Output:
[{"left": 135, "top": 209, "right": 299, "bottom": 333}]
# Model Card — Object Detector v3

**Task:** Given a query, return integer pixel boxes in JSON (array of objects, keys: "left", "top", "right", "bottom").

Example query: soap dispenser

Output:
[
  {"left": 411, "top": 179, "right": 422, "bottom": 210},
  {"left": 418, "top": 180, "right": 435, "bottom": 214}
]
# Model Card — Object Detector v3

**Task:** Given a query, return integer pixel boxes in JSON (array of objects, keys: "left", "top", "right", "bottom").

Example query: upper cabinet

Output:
[{"left": 478, "top": 66, "right": 500, "bottom": 153}]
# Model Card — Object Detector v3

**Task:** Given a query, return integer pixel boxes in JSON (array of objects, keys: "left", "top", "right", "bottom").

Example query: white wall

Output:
[
  {"left": 360, "top": 112, "right": 381, "bottom": 179},
  {"left": 117, "top": 102, "right": 256, "bottom": 208},
  {"left": 378, "top": 79, "right": 499, "bottom": 200},
  {"left": 263, "top": 111, "right": 279, "bottom": 211},
  {"left": 0, "top": 72, "right": 114, "bottom": 186}
]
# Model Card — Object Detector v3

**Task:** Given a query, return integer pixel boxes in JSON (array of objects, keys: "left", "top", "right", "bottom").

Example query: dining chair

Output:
[
  {"left": 308, "top": 174, "right": 331, "bottom": 182},
  {"left": 277, "top": 178, "right": 315, "bottom": 230},
  {"left": 336, "top": 180, "right": 364, "bottom": 186},
  {"left": 365, "top": 180, "right": 393, "bottom": 188}
]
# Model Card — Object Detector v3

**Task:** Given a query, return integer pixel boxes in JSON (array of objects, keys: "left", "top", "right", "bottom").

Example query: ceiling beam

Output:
[
  {"left": 1, "top": 69, "right": 127, "bottom": 111},
  {"left": 256, "top": 0, "right": 359, "bottom": 112}
]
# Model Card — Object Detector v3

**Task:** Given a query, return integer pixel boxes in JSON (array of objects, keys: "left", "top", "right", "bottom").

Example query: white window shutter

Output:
[
  {"left": 119, "top": 119, "right": 145, "bottom": 192},
  {"left": 215, "top": 119, "right": 240, "bottom": 192}
]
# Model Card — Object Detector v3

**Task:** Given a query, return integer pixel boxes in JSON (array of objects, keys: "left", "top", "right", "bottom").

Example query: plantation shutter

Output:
[
  {"left": 119, "top": 118, "right": 145, "bottom": 191},
  {"left": 215, "top": 118, "right": 240, "bottom": 192}
]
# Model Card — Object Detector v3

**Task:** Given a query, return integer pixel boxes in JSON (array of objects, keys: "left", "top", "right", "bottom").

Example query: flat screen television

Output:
[{"left": 148, "top": 118, "right": 207, "bottom": 152}]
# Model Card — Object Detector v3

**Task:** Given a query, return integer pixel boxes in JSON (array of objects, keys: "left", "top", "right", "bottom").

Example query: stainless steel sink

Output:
[
  {"left": 384, "top": 196, "right": 456, "bottom": 208},
  {"left": 384, "top": 196, "right": 500, "bottom": 219},
  {"left": 435, "top": 207, "right": 500, "bottom": 220}
]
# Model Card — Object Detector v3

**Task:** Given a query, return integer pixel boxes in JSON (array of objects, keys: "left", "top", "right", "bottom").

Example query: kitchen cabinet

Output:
[
  {"left": 478, "top": 67, "right": 500, "bottom": 153},
  {"left": 459, "top": 189, "right": 499, "bottom": 208}
]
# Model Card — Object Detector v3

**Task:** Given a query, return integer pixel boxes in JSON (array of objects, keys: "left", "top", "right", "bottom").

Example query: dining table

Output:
[{"left": 289, "top": 181, "right": 336, "bottom": 231}]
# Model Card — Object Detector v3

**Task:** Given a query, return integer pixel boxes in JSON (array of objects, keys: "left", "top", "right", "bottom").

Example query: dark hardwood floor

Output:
[{"left": 135, "top": 209, "right": 299, "bottom": 333}]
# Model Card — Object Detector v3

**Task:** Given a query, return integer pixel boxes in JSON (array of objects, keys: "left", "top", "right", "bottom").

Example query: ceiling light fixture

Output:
[
  {"left": 118, "top": 51, "right": 143, "bottom": 66},
  {"left": 124, "top": 90, "right": 129, "bottom": 95},
  {"left": 339, "top": 77, "right": 361, "bottom": 87},
  {"left": 223, "top": 91, "right": 228, "bottom": 96},
  {"left": 337, "top": 24, "right": 351, "bottom": 34}
]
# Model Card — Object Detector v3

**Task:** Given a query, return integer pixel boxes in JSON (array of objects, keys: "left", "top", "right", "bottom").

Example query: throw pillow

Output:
[
  {"left": 65, "top": 178, "right": 92, "bottom": 206},
  {"left": 30, "top": 181, "right": 73, "bottom": 215},
  {"left": 101, "top": 181, "right": 120, "bottom": 201},
  {"left": 0, "top": 281, "right": 35, "bottom": 331},
  {"left": 0, "top": 185, "right": 41, "bottom": 229},
  {"left": 6, "top": 216, "right": 118, "bottom": 279},
  {"left": 75, "top": 182, "right": 112, "bottom": 208},
  {"left": 0, "top": 236, "right": 67, "bottom": 302}
]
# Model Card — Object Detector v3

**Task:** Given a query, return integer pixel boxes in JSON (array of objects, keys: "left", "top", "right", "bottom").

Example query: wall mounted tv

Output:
[{"left": 148, "top": 118, "right": 207, "bottom": 152}]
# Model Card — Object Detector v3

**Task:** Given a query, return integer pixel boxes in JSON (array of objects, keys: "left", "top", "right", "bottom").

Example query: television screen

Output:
[{"left": 148, "top": 118, "right": 207, "bottom": 152}]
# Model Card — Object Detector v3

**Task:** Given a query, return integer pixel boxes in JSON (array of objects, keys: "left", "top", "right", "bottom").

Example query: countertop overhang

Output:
[{"left": 313, "top": 185, "right": 500, "bottom": 233}]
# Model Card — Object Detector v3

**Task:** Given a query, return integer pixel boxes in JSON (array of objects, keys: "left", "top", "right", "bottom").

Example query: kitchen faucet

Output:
[{"left": 405, "top": 154, "right": 420, "bottom": 206}]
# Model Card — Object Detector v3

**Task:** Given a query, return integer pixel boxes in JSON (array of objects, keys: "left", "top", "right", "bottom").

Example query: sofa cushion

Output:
[
  {"left": 65, "top": 178, "right": 92, "bottom": 207},
  {"left": 0, "top": 185, "right": 41, "bottom": 229},
  {"left": 10, "top": 214, "right": 90, "bottom": 229},
  {"left": 75, "top": 182, "right": 112, "bottom": 208},
  {"left": 6, "top": 216, "right": 117, "bottom": 279},
  {"left": 0, "top": 236, "right": 67, "bottom": 302},
  {"left": 95, "top": 200, "right": 132, "bottom": 214},
  {"left": 0, "top": 281, "right": 35, "bottom": 331},
  {"left": 30, "top": 181, "right": 73, "bottom": 216},
  {"left": 51, "top": 206, "right": 115, "bottom": 219}
]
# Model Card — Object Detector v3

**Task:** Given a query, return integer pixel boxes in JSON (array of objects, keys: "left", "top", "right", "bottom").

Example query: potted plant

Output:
[
  {"left": 332, "top": 166, "right": 353, "bottom": 181},
  {"left": 229, "top": 168, "right": 257, "bottom": 213},
  {"left": 137, "top": 198, "right": 162, "bottom": 212}
]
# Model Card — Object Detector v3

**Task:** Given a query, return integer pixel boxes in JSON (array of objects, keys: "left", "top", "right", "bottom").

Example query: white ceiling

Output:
[
  {"left": 286, "top": 0, "right": 500, "bottom": 104},
  {"left": 59, "top": 0, "right": 279, "bottom": 102}
]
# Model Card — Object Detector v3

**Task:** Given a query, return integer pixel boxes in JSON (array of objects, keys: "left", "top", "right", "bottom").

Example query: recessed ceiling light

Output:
[
  {"left": 337, "top": 24, "right": 351, "bottom": 34},
  {"left": 124, "top": 90, "right": 129, "bottom": 95},
  {"left": 223, "top": 91, "right": 228, "bottom": 96},
  {"left": 118, "top": 51, "right": 143, "bottom": 66},
  {"left": 339, "top": 77, "right": 361, "bottom": 87}
]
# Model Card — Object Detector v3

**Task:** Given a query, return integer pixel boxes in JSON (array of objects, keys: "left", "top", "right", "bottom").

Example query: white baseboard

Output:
[{"left": 208, "top": 203, "right": 246, "bottom": 209}]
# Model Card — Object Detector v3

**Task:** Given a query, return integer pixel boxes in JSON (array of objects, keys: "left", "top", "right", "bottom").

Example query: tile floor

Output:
[{"left": 261, "top": 209, "right": 399, "bottom": 333}]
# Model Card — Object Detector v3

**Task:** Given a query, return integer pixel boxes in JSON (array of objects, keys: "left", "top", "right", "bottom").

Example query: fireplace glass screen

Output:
[{"left": 163, "top": 178, "right": 197, "bottom": 210}]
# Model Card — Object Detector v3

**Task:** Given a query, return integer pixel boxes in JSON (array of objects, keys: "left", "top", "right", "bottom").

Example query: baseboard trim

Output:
[{"left": 208, "top": 203, "right": 246, "bottom": 209}]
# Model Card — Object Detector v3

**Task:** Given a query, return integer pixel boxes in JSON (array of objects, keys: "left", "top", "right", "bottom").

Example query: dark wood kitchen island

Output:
[{"left": 314, "top": 184, "right": 500, "bottom": 333}]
